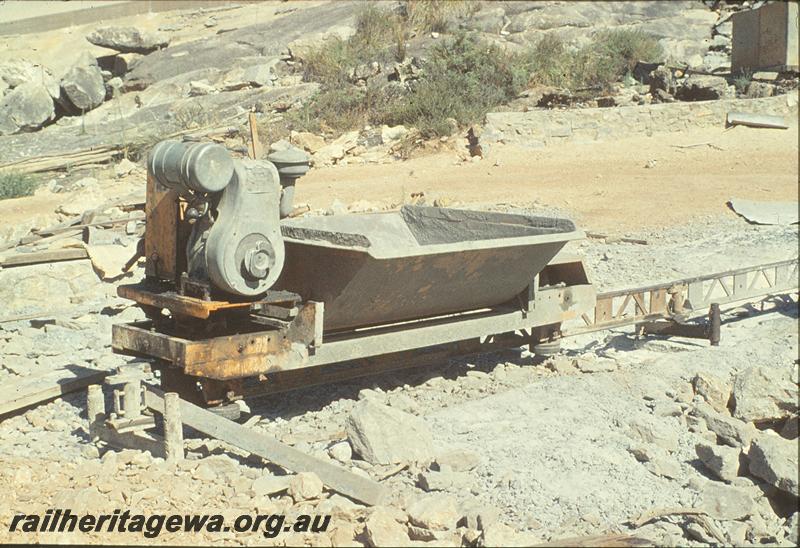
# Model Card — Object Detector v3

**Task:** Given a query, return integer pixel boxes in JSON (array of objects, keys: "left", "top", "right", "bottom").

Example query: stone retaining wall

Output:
[{"left": 485, "top": 92, "right": 799, "bottom": 148}]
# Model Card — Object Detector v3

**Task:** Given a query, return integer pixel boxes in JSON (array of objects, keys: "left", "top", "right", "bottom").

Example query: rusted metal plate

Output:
[
  {"left": 117, "top": 284, "right": 300, "bottom": 319},
  {"left": 112, "top": 303, "right": 317, "bottom": 380}
]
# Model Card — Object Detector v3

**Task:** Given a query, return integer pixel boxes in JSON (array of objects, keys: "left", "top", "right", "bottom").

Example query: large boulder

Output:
[
  {"left": 60, "top": 64, "right": 106, "bottom": 113},
  {"left": 732, "top": 365, "right": 797, "bottom": 424},
  {"left": 748, "top": 434, "right": 799, "bottom": 497},
  {"left": 86, "top": 26, "right": 170, "bottom": 54},
  {"left": 345, "top": 400, "right": 434, "bottom": 465},
  {"left": 0, "top": 82, "right": 56, "bottom": 135}
]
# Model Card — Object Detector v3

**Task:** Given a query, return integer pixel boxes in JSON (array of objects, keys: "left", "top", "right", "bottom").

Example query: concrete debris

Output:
[
  {"left": 748, "top": 434, "right": 799, "bottom": 497},
  {"left": 86, "top": 26, "right": 170, "bottom": 54},
  {"left": 732, "top": 365, "right": 798, "bottom": 423},
  {"left": 695, "top": 442, "right": 740, "bottom": 482},
  {"left": 729, "top": 198, "right": 799, "bottom": 226},
  {"left": 345, "top": 400, "right": 434, "bottom": 465}
]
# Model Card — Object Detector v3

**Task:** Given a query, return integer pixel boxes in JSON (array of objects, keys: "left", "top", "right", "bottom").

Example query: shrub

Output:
[
  {"left": 406, "top": 0, "right": 478, "bottom": 33},
  {"left": 380, "top": 32, "right": 534, "bottom": 137},
  {"left": 0, "top": 171, "right": 40, "bottom": 200},
  {"left": 578, "top": 29, "right": 663, "bottom": 89},
  {"left": 526, "top": 34, "right": 577, "bottom": 89}
]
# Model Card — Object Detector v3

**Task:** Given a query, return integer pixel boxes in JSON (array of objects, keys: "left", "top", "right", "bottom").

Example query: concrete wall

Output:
[{"left": 485, "top": 92, "right": 799, "bottom": 148}]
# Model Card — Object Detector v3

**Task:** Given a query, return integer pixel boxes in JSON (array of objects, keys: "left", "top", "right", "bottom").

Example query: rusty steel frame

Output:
[
  {"left": 565, "top": 258, "right": 798, "bottom": 336},
  {"left": 111, "top": 257, "right": 798, "bottom": 402}
]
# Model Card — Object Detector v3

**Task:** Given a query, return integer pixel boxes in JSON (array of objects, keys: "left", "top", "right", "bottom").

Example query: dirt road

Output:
[{"left": 296, "top": 124, "right": 799, "bottom": 233}]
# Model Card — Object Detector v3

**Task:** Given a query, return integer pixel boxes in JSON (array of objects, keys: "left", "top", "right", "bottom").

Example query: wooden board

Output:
[
  {"left": 0, "top": 366, "right": 108, "bottom": 416},
  {"left": 144, "top": 172, "right": 179, "bottom": 281},
  {"left": 0, "top": 248, "right": 88, "bottom": 268},
  {"left": 144, "top": 387, "right": 386, "bottom": 506}
]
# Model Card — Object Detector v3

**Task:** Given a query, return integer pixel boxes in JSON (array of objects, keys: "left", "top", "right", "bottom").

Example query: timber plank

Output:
[
  {"left": 144, "top": 387, "right": 386, "bottom": 506},
  {"left": 0, "top": 366, "right": 108, "bottom": 416}
]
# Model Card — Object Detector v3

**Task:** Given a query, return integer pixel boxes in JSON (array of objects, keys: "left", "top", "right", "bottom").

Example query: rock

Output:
[
  {"left": 0, "top": 81, "right": 55, "bottom": 134},
  {"left": 644, "top": 455, "right": 682, "bottom": 479},
  {"left": 345, "top": 400, "right": 434, "bottom": 465},
  {"left": 60, "top": 64, "right": 106, "bottom": 112},
  {"left": 291, "top": 131, "right": 326, "bottom": 154},
  {"left": 85, "top": 243, "right": 137, "bottom": 280},
  {"left": 328, "top": 441, "right": 352, "bottom": 462},
  {"left": 699, "top": 482, "right": 755, "bottom": 520},
  {"left": 780, "top": 415, "right": 798, "bottom": 439},
  {"left": 692, "top": 402, "right": 756, "bottom": 448},
  {"left": 785, "top": 512, "right": 798, "bottom": 545},
  {"left": 114, "top": 158, "right": 136, "bottom": 178},
  {"left": 242, "top": 62, "right": 277, "bottom": 87},
  {"left": 380, "top": 125, "right": 408, "bottom": 144},
  {"left": 724, "top": 520, "right": 748, "bottom": 546},
  {"left": 674, "top": 74, "right": 734, "bottom": 101},
  {"left": 627, "top": 418, "right": 679, "bottom": 452},
  {"left": 86, "top": 26, "right": 170, "bottom": 54},
  {"left": 574, "top": 356, "right": 617, "bottom": 373},
  {"left": 286, "top": 25, "right": 355, "bottom": 62},
  {"left": 188, "top": 80, "right": 216, "bottom": 96},
  {"left": 695, "top": 443, "right": 740, "bottom": 482},
  {"left": 288, "top": 472, "right": 324, "bottom": 501},
  {"left": 251, "top": 474, "right": 291, "bottom": 497},
  {"left": 748, "top": 434, "right": 799, "bottom": 497},
  {"left": 746, "top": 81, "right": 774, "bottom": 98},
  {"left": 481, "top": 522, "right": 540, "bottom": 547},
  {"left": 417, "top": 470, "right": 457, "bottom": 492},
  {"left": 364, "top": 507, "right": 409, "bottom": 546},
  {"left": 313, "top": 143, "right": 345, "bottom": 166},
  {"left": 693, "top": 372, "right": 731, "bottom": 413},
  {"left": 732, "top": 365, "right": 797, "bottom": 424},
  {"left": 434, "top": 449, "right": 481, "bottom": 472},
  {"left": 407, "top": 494, "right": 460, "bottom": 531}
]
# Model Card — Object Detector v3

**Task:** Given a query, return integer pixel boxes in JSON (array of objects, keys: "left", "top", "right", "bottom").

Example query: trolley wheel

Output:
[{"left": 532, "top": 339, "right": 562, "bottom": 358}]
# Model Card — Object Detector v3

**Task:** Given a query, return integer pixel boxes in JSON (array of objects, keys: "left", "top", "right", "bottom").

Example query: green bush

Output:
[
  {"left": 527, "top": 34, "right": 577, "bottom": 89},
  {"left": 380, "top": 32, "right": 534, "bottom": 137},
  {"left": 406, "top": 0, "right": 478, "bottom": 33},
  {"left": 0, "top": 171, "right": 39, "bottom": 200},
  {"left": 578, "top": 29, "right": 663, "bottom": 89}
]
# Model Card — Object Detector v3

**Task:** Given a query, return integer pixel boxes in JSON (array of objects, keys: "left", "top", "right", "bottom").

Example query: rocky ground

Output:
[
  {"left": 0, "top": 207, "right": 797, "bottom": 546},
  {"left": 0, "top": 1, "right": 798, "bottom": 546}
]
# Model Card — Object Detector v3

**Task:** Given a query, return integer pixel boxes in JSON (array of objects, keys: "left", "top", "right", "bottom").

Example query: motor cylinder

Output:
[{"left": 148, "top": 139, "right": 235, "bottom": 194}]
